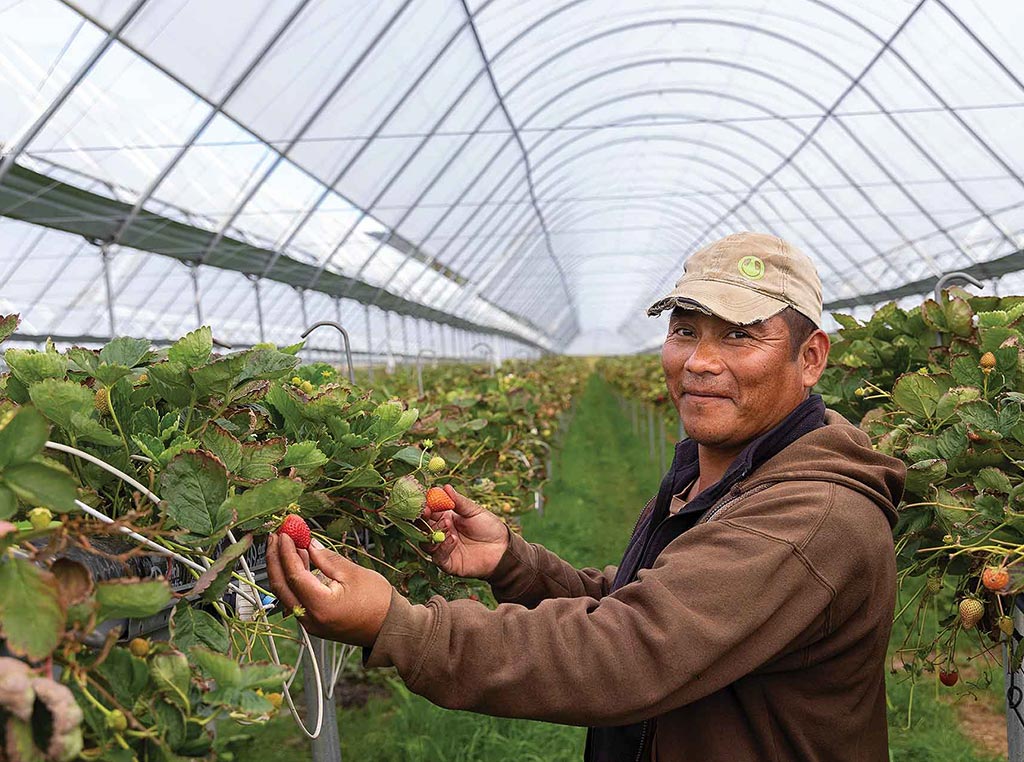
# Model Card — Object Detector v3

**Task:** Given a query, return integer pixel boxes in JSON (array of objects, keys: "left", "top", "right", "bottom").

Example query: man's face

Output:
[{"left": 661, "top": 309, "right": 825, "bottom": 453}]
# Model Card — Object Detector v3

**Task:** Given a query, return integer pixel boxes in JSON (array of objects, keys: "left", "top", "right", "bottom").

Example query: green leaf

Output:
[
  {"left": 950, "top": 355, "right": 984, "bottom": 387},
  {"left": 190, "top": 646, "right": 241, "bottom": 687},
  {"left": 904, "top": 459, "right": 947, "bottom": 496},
  {"left": 96, "top": 647, "right": 150, "bottom": 708},
  {"left": 975, "top": 467, "right": 1013, "bottom": 495},
  {"left": 201, "top": 424, "right": 242, "bottom": 473},
  {"left": 190, "top": 353, "right": 246, "bottom": 399},
  {"left": 957, "top": 399, "right": 1000, "bottom": 436},
  {"left": 891, "top": 373, "right": 942, "bottom": 419},
  {"left": 92, "top": 364, "right": 133, "bottom": 387},
  {"left": 191, "top": 534, "right": 252, "bottom": 603},
  {"left": 159, "top": 451, "right": 230, "bottom": 536},
  {"left": 99, "top": 337, "right": 151, "bottom": 368},
  {"left": 152, "top": 698, "right": 187, "bottom": 751},
  {"left": 131, "top": 406, "right": 160, "bottom": 437},
  {"left": 168, "top": 326, "right": 213, "bottom": 368},
  {"left": 132, "top": 433, "right": 164, "bottom": 461},
  {"left": 236, "top": 438, "right": 286, "bottom": 482},
  {"left": 0, "top": 314, "right": 20, "bottom": 344},
  {"left": 392, "top": 446, "right": 424, "bottom": 467},
  {"left": 95, "top": 578, "right": 172, "bottom": 621},
  {"left": 170, "top": 602, "right": 229, "bottom": 652},
  {"left": 150, "top": 652, "right": 191, "bottom": 711},
  {"left": 68, "top": 411, "right": 122, "bottom": 446},
  {"left": 148, "top": 361, "right": 193, "bottom": 407},
  {"left": 4, "top": 348, "right": 66, "bottom": 385},
  {"left": 921, "top": 299, "right": 947, "bottom": 332},
  {"left": 0, "top": 485, "right": 16, "bottom": 519},
  {"left": 0, "top": 407, "right": 49, "bottom": 468},
  {"left": 221, "top": 479, "right": 303, "bottom": 525},
  {"left": 368, "top": 401, "right": 418, "bottom": 444},
  {"left": 280, "top": 441, "right": 328, "bottom": 473},
  {"left": 27, "top": 378, "right": 91, "bottom": 429},
  {"left": 3, "top": 461, "right": 78, "bottom": 512},
  {"left": 943, "top": 296, "right": 974, "bottom": 338},
  {"left": 0, "top": 557, "right": 64, "bottom": 660},
  {"left": 238, "top": 347, "right": 300, "bottom": 385},
  {"left": 239, "top": 662, "right": 290, "bottom": 691},
  {"left": 465, "top": 418, "right": 488, "bottom": 431},
  {"left": 339, "top": 463, "right": 383, "bottom": 489},
  {"left": 384, "top": 474, "right": 426, "bottom": 520}
]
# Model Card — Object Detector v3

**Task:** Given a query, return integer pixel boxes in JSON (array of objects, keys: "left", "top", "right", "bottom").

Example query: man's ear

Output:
[{"left": 801, "top": 330, "right": 830, "bottom": 389}]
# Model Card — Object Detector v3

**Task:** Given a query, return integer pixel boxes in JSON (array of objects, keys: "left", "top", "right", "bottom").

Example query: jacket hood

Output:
[{"left": 750, "top": 409, "right": 904, "bottom": 527}]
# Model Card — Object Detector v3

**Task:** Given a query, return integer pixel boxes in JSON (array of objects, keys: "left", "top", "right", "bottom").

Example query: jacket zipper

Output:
[{"left": 628, "top": 481, "right": 776, "bottom": 762}]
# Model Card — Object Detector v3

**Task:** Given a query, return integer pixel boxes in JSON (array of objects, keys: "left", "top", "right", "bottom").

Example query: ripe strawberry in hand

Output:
[
  {"left": 426, "top": 486, "right": 455, "bottom": 513},
  {"left": 278, "top": 514, "right": 311, "bottom": 550}
]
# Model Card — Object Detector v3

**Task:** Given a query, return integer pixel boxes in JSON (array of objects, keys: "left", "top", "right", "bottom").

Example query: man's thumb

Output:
[{"left": 443, "top": 484, "right": 482, "bottom": 517}]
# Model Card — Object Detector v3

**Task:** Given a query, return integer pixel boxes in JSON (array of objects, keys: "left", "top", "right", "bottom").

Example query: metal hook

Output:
[
  {"left": 472, "top": 341, "right": 497, "bottom": 375},
  {"left": 415, "top": 348, "right": 436, "bottom": 397},
  {"left": 300, "top": 321, "right": 355, "bottom": 384},
  {"left": 933, "top": 271, "right": 985, "bottom": 346}
]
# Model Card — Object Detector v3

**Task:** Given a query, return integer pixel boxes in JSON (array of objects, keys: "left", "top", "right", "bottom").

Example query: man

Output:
[{"left": 267, "top": 232, "right": 905, "bottom": 761}]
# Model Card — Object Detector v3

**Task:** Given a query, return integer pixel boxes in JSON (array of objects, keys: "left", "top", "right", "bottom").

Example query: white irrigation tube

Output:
[
  {"left": 45, "top": 440, "right": 331, "bottom": 737},
  {"left": 227, "top": 528, "right": 325, "bottom": 740}
]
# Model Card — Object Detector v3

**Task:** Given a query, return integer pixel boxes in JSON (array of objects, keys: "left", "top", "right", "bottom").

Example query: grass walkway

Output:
[{"left": 231, "top": 374, "right": 1003, "bottom": 761}]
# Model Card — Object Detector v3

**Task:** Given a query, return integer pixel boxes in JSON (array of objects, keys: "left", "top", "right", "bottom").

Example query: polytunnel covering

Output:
[{"left": 1, "top": 0, "right": 1023, "bottom": 356}]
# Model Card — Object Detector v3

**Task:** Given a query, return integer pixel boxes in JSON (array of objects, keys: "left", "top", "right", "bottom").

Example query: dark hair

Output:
[{"left": 778, "top": 307, "right": 818, "bottom": 359}]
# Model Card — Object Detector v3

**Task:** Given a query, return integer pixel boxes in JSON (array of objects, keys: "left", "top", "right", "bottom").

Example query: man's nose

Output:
[{"left": 683, "top": 338, "right": 723, "bottom": 374}]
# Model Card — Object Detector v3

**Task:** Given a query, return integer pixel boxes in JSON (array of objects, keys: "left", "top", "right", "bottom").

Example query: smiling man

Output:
[{"left": 267, "top": 232, "right": 906, "bottom": 762}]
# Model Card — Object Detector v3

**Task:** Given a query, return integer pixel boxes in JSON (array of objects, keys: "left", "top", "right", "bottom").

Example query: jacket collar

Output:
[{"left": 666, "top": 394, "right": 827, "bottom": 517}]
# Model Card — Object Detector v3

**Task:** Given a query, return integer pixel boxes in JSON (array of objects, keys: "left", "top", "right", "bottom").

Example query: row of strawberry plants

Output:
[
  {"left": 0, "top": 314, "right": 583, "bottom": 762},
  {"left": 598, "top": 292, "right": 1024, "bottom": 691}
]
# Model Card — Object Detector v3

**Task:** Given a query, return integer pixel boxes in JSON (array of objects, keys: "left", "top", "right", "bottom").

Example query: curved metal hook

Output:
[
  {"left": 472, "top": 341, "right": 497, "bottom": 375},
  {"left": 300, "top": 320, "right": 355, "bottom": 384}
]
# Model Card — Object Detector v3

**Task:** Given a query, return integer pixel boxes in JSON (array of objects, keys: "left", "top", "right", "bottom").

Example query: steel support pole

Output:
[
  {"left": 100, "top": 246, "right": 117, "bottom": 336},
  {"left": 299, "top": 289, "right": 309, "bottom": 329},
  {"left": 252, "top": 277, "right": 265, "bottom": 343},
  {"left": 364, "top": 304, "right": 374, "bottom": 382},
  {"left": 189, "top": 263, "right": 202, "bottom": 326},
  {"left": 302, "top": 637, "right": 341, "bottom": 762}
]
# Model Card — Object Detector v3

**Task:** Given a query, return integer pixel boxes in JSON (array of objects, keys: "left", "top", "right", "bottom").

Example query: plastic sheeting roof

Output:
[{"left": 1, "top": 0, "right": 1023, "bottom": 356}]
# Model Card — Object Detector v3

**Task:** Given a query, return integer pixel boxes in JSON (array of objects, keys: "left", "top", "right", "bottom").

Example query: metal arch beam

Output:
[
  {"left": 527, "top": 130, "right": 888, "bottom": 289},
  {"left": 104, "top": 0, "right": 317, "bottom": 251},
  {"left": 193, "top": 0, "right": 418, "bottom": 271},
  {"left": 482, "top": 11, "right": 1013, "bottom": 283},
  {"left": 517, "top": 74, "right": 927, "bottom": 275},
  {"left": 0, "top": 0, "right": 151, "bottom": 186}
]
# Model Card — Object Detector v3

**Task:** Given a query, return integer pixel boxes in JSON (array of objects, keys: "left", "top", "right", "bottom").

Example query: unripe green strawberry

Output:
[
  {"left": 430, "top": 529, "right": 446, "bottom": 544},
  {"left": 999, "top": 615, "right": 1015, "bottom": 636},
  {"left": 128, "top": 637, "right": 149, "bottom": 658},
  {"left": 106, "top": 709, "right": 127, "bottom": 732},
  {"left": 958, "top": 597, "right": 985, "bottom": 629},
  {"left": 854, "top": 387, "right": 865, "bottom": 397},
  {"left": 28, "top": 507, "right": 52, "bottom": 531},
  {"left": 94, "top": 387, "right": 109, "bottom": 415},
  {"left": 925, "top": 576, "right": 942, "bottom": 595},
  {"left": 427, "top": 455, "right": 446, "bottom": 473}
]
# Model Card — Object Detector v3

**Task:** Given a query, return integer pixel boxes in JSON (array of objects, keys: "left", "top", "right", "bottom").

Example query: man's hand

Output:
[
  {"left": 423, "top": 485, "right": 509, "bottom": 579},
  {"left": 266, "top": 534, "right": 393, "bottom": 647}
]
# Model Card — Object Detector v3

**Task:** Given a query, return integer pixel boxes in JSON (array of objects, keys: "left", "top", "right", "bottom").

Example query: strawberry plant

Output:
[{"left": 0, "top": 317, "right": 584, "bottom": 759}]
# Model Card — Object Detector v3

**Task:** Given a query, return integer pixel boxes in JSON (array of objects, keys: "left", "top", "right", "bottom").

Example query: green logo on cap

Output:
[{"left": 738, "top": 255, "right": 765, "bottom": 280}]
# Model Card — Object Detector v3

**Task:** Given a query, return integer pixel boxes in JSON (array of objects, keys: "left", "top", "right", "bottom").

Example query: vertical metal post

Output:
[
  {"left": 334, "top": 299, "right": 346, "bottom": 369},
  {"left": 647, "top": 408, "right": 656, "bottom": 460},
  {"left": 299, "top": 288, "right": 309, "bottom": 329},
  {"left": 1007, "top": 601, "right": 1024, "bottom": 758},
  {"left": 415, "top": 318, "right": 422, "bottom": 357},
  {"left": 189, "top": 263, "right": 202, "bottom": 326},
  {"left": 100, "top": 246, "right": 117, "bottom": 336},
  {"left": 439, "top": 324, "right": 447, "bottom": 360},
  {"left": 401, "top": 315, "right": 409, "bottom": 362},
  {"left": 364, "top": 304, "right": 374, "bottom": 382},
  {"left": 252, "top": 276, "right": 266, "bottom": 343},
  {"left": 302, "top": 637, "right": 342, "bottom": 762}
]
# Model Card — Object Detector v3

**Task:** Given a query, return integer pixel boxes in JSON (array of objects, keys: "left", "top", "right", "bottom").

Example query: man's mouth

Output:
[{"left": 681, "top": 390, "right": 730, "bottom": 399}]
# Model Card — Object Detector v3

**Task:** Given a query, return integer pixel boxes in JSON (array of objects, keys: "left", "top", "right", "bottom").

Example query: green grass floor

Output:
[{"left": 230, "top": 374, "right": 1005, "bottom": 761}]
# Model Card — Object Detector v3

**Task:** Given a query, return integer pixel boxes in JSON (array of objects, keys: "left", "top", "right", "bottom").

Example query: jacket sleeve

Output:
[
  {"left": 484, "top": 528, "right": 619, "bottom": 606},
  {"left": 364, "top": 484, "right": 855, "bottom": 727}
]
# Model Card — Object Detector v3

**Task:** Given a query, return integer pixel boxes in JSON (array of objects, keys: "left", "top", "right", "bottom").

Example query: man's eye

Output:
[
  {"left": 672, "top": 327, "right": 695, "bottom": 337},
  {"left": 727, "top": 330, "right": 750, "bottom": 339}
]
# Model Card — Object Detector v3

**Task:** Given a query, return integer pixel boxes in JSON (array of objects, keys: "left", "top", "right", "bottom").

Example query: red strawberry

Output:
[
  {"left": 939, "top": 670, "right": 959, "bottom": 686},
  {"left": 426, "top": 487, "right": 455, "bottom": 512},
  {"left": 278, "top": 515, "right": 311, "bottom": 550},
  {"left": 982, "top": 566, "right": 1010, "bottom": 592}
]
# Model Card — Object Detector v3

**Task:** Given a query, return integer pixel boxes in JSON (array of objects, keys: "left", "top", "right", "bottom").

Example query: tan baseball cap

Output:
[{"left": 647, "top": 231, "right": 822, "bottom": 327}]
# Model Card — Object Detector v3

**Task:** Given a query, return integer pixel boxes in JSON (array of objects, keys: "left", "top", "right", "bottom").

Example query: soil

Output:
[{"left": 953, "top": 695, "right": 1007, "bottom": 759}]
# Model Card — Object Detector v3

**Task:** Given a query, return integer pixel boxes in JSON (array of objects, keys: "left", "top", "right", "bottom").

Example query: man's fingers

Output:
[
  {"left": 278, "top": 534, "right": 333, "bottom": 605},
  {"left": 266, "top": 535, "right": 302, "bottom": 613},
  {"left": 308, "top": 541, "right": 359, "bottom": 582}
]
